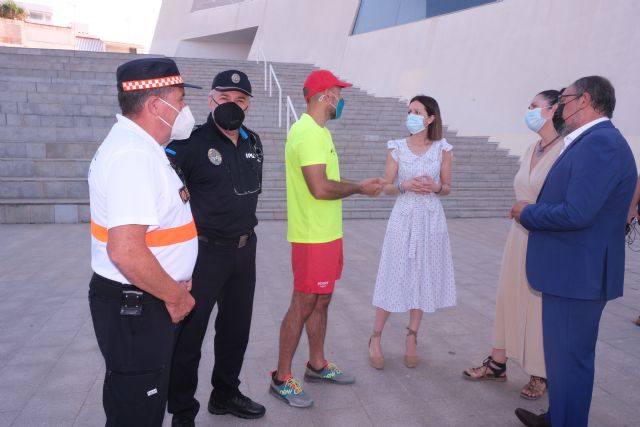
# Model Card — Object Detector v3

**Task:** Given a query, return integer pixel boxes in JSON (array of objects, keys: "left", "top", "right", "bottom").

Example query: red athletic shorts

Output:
[{"left": 291, "top": 238, "right": 343, "bottom": 294}]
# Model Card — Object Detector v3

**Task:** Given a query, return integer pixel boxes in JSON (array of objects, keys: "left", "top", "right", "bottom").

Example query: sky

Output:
[{"left": 20, "top": 0, "right": 163, "bottom": 49}]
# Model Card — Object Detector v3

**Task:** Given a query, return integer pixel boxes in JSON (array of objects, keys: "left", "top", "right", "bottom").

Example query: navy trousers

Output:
[
  {"left": 168, "top": 233, "right": 257, "bottom": 419},
  {"left": 542, "top": 293, "right": 606, "bottom": 427}
]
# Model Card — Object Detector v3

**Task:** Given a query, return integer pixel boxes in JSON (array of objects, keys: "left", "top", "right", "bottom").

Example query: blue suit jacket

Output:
[{"left": 521, "top": 120, "right": 637, "bottom": 300}]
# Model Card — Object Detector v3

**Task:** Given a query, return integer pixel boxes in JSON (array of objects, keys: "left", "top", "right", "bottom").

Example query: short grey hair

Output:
[{"left": 573, "top": 76, "right": 616, "bottom": 118}]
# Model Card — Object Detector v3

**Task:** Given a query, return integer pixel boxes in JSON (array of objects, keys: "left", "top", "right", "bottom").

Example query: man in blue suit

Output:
[{"left": 510, "top": 76, "right": 637, "bottom": 427}]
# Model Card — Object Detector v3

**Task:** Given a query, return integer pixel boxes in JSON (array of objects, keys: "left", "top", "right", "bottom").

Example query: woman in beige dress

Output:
[{"left": 462, "top": 89, "right": 562, "bottom": 400}]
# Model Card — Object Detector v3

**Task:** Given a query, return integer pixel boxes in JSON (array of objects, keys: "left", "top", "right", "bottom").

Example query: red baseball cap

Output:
[{"left": 303, "top": 69, "right": 352, "bottom": 101}]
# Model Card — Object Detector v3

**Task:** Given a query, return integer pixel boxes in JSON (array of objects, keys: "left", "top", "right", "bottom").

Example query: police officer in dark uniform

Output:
[{"left": 166, "top": 70, "right": 266, "bottom": 426}]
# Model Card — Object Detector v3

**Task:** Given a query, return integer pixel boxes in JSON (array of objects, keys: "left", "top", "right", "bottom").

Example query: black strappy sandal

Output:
[{"left": 462, "top": 356, "right": 507, "bottom": 381}]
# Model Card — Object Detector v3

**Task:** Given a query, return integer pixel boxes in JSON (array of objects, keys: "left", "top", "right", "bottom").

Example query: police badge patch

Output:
[
  {"left": 178, "top": 185, "right": 190, "bottom": 203},
  {"left": 208, "top": 148, "right": 222, "bottom": 165}
]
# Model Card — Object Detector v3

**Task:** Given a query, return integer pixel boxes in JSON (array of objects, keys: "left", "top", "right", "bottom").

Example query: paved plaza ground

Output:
[{"left": 0, "top": 218, "right": 639, "bottom": 426}]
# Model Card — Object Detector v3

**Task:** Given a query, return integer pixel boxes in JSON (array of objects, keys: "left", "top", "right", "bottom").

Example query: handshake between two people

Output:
[{"left": 357, "top": 175, "right": 442, "bottom": 197}]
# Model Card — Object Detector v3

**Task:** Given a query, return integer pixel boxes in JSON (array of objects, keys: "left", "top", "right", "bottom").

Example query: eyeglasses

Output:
[
  {"left": 527, "top": 105, "right": 554, "bottom": 110},
  {"left": 557, "top": 93, "right": 582, "bottom": 105},
  {"left": 225, "top": 163, "right": 261, "bottom": 196}
]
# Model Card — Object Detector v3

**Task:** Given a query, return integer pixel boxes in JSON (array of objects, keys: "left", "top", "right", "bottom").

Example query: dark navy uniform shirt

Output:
[{"left": 166, "top": 113, "right": 263, "bottom": 239}]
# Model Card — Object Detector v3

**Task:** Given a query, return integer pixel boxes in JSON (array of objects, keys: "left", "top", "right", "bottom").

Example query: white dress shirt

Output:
[{"left": 561, "top": 117, "right": 610, "bottom": 153}]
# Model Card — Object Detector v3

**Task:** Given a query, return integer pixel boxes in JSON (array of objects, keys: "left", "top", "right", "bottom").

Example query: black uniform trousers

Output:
[
  {"left": 89, "top": 274, "right": 177, "bottom": 427},
  {"left": 168, "top": 233, "right": 257, "bottom": 419}
]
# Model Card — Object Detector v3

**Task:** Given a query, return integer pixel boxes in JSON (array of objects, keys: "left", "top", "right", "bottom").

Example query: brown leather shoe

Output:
[{"left": 515, "top": 408, "right": 550, "bottom": 427}]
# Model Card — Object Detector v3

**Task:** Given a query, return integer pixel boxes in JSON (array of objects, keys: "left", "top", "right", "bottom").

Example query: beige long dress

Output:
[{"left": 492, "top": 140, "right": 562, "bottom": 378}]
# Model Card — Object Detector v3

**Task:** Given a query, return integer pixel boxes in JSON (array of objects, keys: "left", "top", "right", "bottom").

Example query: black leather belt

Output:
[
  {"left": 89, "top": 273, "right": 162, "bottom": 304},
  {"left": 197, "top": 230, "right": 253, "bottom": 248}
]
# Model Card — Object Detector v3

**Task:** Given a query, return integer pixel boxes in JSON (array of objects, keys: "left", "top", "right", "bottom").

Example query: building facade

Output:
[{"left": 151, "top": 0, "right": 640, "bottom": 158}]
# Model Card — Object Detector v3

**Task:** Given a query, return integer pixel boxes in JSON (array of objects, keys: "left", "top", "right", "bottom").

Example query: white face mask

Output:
[{"left": 158, "top": 98, "right": 195, "bottom": 141}]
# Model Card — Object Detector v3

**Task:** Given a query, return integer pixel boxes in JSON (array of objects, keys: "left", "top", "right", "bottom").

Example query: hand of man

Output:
[
  {"left": 359, "top": 177, "right": 384, "bottom": 197},
  {"left": 510, "top": 201, "right": 530, "bottom": 223},
  {"left": 165, "top": 283, "right": 195, "bottom": 324}
]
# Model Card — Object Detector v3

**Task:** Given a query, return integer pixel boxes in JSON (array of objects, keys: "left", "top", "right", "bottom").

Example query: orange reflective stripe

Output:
[
  {"left": 91, "top": 219, "right": 197, "bottom": 247},
  {"left": 91, "top": 220, "right": 109, "bottom": 243}
]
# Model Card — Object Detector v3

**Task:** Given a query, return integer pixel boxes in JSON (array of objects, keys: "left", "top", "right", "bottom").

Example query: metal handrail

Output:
[
  {"left": 268, "top": 64, "right": 282, "bottom": 128},
  {"left": 286, "top": 96, "right": 298, "bottom": 131},
  {"left": 256, "top": 42, "right": 298, "bottom": 130}
]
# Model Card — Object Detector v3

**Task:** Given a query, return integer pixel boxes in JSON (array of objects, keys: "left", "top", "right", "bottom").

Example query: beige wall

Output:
[
  {"left": 0, "top": 18, "right": 23, "bottom": 45},
  {"left": 23, "top": 22, "right": 74, "bottom": 49},
  {"left": 151, "top": 0, "right": 264, "bottom": 58},
  {"left": 0, "top": 18, "right": 75, "bottom": 50},
  {"left": 151, "top": 0, "right": 640, "bottom": 160}
]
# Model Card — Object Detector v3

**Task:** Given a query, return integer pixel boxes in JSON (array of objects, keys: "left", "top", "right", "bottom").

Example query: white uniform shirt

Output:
[{"left": 88, "top": 114, "right": 198, "bottom": 284}]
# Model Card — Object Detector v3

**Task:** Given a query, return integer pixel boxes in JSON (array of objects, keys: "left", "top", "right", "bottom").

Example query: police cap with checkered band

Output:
[{"left": 116, "top": 58, "right": 202, "bottom": 92}]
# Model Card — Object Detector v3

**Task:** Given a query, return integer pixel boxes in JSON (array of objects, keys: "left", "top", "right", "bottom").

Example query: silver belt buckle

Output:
[{"left": 237, "top": 234, "right": 249, "bottom": 248}]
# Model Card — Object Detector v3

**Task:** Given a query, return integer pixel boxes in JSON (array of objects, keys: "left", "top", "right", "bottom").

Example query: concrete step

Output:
[
  {"left": 256, "top": 186, "right": 514, "bottom": 198},
  {"left": 0, "top": 199, "right": 90, "bottom": 223},
  {"left": 0, "top": 142, "right": 100, "bottom": 159},
  {"left": 0, "top": 48, "right": 518, "bottom": 222},
  {"left": 0, "top": 141, "right": 516, "bottom": 161},
  {"left": 0, "top": 178, "right": 515, "bottom": 200},
  {"left": 0, "top": 199, "right": 512, "bottom": 223},
  {"left": 256, "top": 196, "right": 515, "bottom": 210},
  {"left": 0, "top": 159, "right": 518, "bottom": 179},
  {"left": 0, "top": 177, "right": 88, "bottom": 199},
  {"left": 255, "top": 205, "right": 513, "bottom": 220}
]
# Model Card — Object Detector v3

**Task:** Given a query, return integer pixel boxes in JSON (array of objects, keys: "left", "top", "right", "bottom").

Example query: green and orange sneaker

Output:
[
  {"left": 269, "top": 371, "right": 313, "bottom": 408},
  {"left": 304, "top": 361, "right": 356, "bottom": 385}
]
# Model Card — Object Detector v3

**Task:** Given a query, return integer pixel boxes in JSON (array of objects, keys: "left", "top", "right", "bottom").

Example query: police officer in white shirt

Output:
[{"left": 88, "top": 58, "right": 201, "bottom": 427}]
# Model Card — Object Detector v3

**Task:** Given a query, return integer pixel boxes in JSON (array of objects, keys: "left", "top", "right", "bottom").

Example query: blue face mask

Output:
[
  {"left": 406, "top": 113, "right": 426, "bottom": 134},
  {"left": 525, "top": 108, "right": 546, "bottom": 132},
  {"left": 326, "top": 93, "right": 344, "bottom": 120},
  {"left": 334, "top": 98, "right": 345, "bottom": 119}
]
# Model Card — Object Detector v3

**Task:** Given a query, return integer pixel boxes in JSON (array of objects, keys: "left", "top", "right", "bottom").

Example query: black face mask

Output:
[
  {"left": 213, "top": 101, "right": 245, "bottom": 131},
  {"left": 552, "top": 102, "right": 565, "bottom": 135}
]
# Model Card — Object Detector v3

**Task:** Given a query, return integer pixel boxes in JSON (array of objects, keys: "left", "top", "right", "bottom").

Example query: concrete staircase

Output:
[{"left": 0, "top": 47, "right": 518, "bottom": 223}]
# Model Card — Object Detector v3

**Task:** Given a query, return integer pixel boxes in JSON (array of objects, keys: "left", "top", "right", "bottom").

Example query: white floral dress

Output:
[{"left": 372, "top": 138, "right": 456, "bottom": 313}]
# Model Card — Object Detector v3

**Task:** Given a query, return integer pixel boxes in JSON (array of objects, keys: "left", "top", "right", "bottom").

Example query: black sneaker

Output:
[{"left": 208, "top": 393, "right": 266, "bottom": 419}]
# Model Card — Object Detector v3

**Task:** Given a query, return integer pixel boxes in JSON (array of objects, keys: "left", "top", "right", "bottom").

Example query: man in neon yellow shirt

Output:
[{"left": 270, "top": 70, "right": 384, "bottom": 407}]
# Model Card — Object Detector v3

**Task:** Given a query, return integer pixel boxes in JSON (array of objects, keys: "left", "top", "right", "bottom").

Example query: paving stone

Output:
[{"left": 0, "top": 214, "right": 638, "bottom": 426}]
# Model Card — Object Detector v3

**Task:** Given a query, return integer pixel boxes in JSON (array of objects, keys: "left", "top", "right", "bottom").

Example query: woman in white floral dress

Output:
[{"left": 368, "top": 95, "right": 455, "bottom": 369}]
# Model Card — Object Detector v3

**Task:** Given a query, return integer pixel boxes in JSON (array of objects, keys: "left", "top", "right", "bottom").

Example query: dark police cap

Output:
[
  {"left": 116, "top": 58, "right": 202, "bottom": 92},
  {"left": 211, "top": 70, "right": 252, "bottom": 97}
]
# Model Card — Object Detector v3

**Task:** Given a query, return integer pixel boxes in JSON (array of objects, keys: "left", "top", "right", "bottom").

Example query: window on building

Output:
[
  {"left": 351, "top": 0, "right": 498, "bottom": 35},
  {"left": 28, "top": 11, "right": 43, "bottom": 21},
  {"left": 191, "top": 0, "right": 245, "bottom": 12}
]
